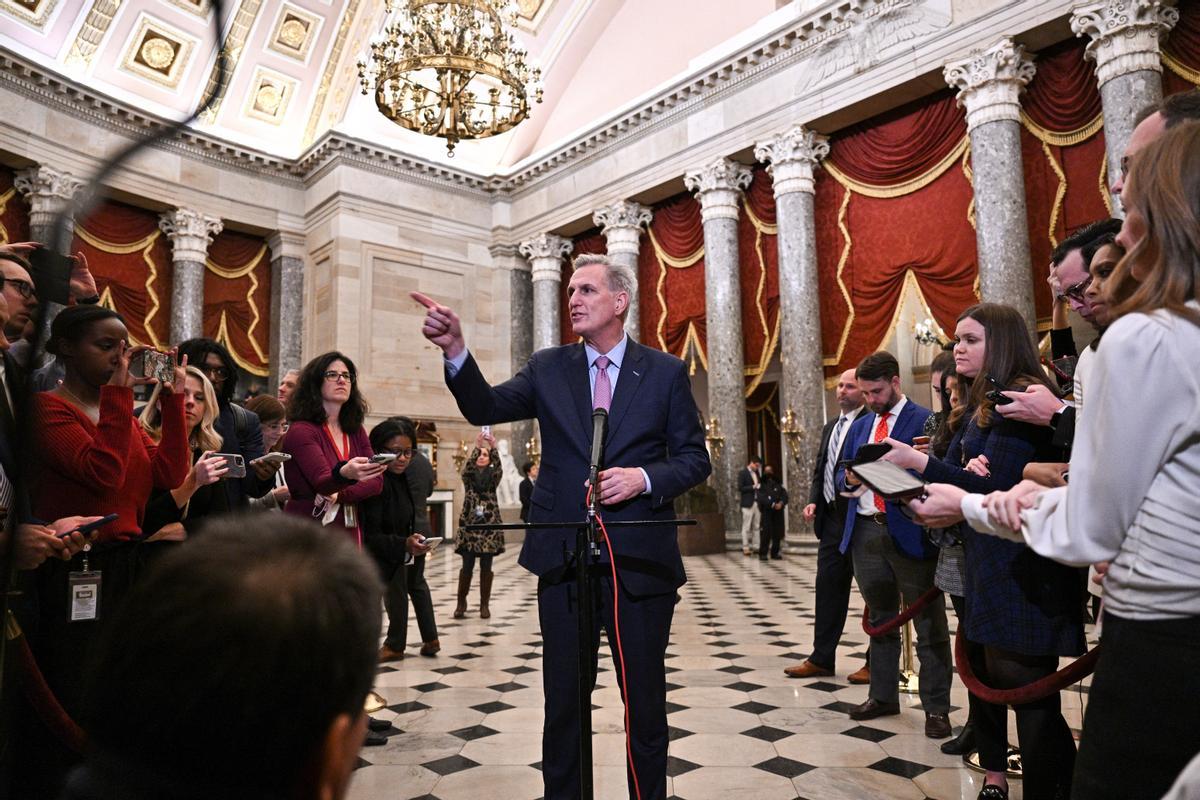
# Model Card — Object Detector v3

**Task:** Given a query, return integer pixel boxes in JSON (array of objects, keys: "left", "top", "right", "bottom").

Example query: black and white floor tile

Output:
[{"left": 351, "top": 548, "right": 1094, "bottom": 800}]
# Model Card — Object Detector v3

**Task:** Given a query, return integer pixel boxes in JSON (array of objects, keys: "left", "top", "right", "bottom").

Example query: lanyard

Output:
[{"left": 323, "top": 424, "right": 350, "bottom": 461}]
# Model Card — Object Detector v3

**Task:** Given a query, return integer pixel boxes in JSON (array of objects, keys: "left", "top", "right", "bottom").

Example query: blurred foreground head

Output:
[{"left": 71, "top": 515, "right": 383, "bottom": 800}]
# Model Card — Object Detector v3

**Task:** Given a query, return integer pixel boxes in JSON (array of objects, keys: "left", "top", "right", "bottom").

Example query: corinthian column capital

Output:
[
  {"left": 944, "top": 38, "right": 1037, "bottom": 132},
  {"left": 159, "top": 208, "right": 223, "bottom": 263},
  {"left": 519, "top": 233, "right": 572, "bottom": 283},
  {"left": 1071, "top": 0, "right": 1179, "bottom": 85},
  {"left": 754, "top": 126, "right": 830, "bottom": 198},
  {"left": 14, "top": 165, "right": 86, "bottom": 236},
  {"left": 593, "top": 201, "right": 651, "bottom": 256},
  {"left": 684, "top": 158, "right": 753, "bottom": 222}
]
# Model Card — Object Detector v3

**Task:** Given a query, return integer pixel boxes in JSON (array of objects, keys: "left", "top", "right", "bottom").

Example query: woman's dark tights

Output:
[{"left": 461, "top": 552, "right": 493, "bottom": 577}]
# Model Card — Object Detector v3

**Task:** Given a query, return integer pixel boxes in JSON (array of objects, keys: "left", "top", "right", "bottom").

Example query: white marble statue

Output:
[{"left": 495, "top": 438, "right": 522, "bottom": 506}]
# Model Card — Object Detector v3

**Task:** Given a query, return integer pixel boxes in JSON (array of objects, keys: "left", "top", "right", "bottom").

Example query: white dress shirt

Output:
[{"left": 856, "top": 396, "right": 907, "bottom": 516}]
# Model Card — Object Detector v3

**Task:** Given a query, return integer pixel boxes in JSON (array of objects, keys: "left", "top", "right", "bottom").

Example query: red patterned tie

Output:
[{"left": 872, "top": 412, "right": 891, "bottom": 513}]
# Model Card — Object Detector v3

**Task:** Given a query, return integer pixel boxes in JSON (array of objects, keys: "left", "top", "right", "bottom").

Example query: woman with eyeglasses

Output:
[
  {"left": 880, "top": 303, "right": 1084, "bottom": 800},
  {"left": 281, "top": 352, "right": 385, "bottom": 543},
  {"left": 243, "top": 394, "right": 291, "bottom": 511},
  {"left": 363, "top": 416, "right": 439, "bottom": 663}
]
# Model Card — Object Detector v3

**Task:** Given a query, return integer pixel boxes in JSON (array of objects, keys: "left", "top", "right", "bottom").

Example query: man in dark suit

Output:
[
  {"left": 756, "top": 465, "right": 787, "bottom": 560},
  {"left": 413, "top": 253, "right": 711, "bottom": 800},
  {"left": 785, "top": 368, "right": 867, "bottom": 680},
  {"left": 518, "top": 460, "right": 538, "bottom": 523},
  {"left": 737, "top": 457, "right": 761, "bottom": 555},
  {"left": 834, "top": 351, "right": 952, "bottom": 740}
]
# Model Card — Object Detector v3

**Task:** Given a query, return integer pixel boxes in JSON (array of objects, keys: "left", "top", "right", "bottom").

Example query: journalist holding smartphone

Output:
[{"left": 282, "top": 351, "right": 385, "bottom": 544}]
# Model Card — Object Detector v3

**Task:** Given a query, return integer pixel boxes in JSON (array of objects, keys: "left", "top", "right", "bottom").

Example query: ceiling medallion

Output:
[
  {"left": 356, "top": 0, "right": 543, "bottom": 156},
  {"left": 140, "top": 37, "right": 177, "bottom": 70}
]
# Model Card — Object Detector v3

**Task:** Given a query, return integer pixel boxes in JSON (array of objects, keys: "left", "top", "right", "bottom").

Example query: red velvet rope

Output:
[
  {"left": 954, "top": 627, "right": 1102, "bottom": 705},
  {"left": 861, "top": 586, "right": 944, "bottom": 636},
  {"left": 13, "top": 631, "right": 87, "bottom": 754}
]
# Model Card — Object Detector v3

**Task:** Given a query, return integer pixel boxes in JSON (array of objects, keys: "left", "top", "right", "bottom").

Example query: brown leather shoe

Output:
[
  {"left": 378, "top": 644, "right": 405, "bottom": 663},
  {"left": 419, "top": 639, "right": 441, "bottom": 657},
  {"left": 847, "top": 665, "right": 871, "bottom": 685},
  {"left": 784, "top": 659, "right": 835, "bottom": 679},
  {"left": 847, "top": 698, "right": 900, "bottom": 720},
  {"left": 925, "top": 712, "right": 952, "bottom": 739}
]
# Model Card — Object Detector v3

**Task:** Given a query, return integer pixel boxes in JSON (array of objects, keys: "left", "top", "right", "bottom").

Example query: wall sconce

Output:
[
  {"left": 780, "top": 407, "right": 805, "bottom": 464},
  {"left": 525, "top": 435, "right": 541, "bottom": 466},
  {"left": 914, "top": 317, "right": 945, "bottom": 348},
  {"left": 452, "top": 439, "right": 470, "bottom": 474},
  {"left": 704, "top": 417, "right": 725, "bottom": 462}
]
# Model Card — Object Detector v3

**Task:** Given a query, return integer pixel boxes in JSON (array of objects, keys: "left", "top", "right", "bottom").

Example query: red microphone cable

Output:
[{"left": 587, "top": 485, "right": 645, "bottom": 800}]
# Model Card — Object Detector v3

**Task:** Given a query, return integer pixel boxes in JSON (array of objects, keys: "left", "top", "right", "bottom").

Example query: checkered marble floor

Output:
[{"left": 351, "top": 548, "right": 1095, "bottom": 800}]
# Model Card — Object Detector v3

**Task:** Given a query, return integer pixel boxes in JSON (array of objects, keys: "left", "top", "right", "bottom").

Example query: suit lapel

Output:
[
  {"left": 567, "top": 344, "right": 593, "bottom": 444},
  {"left": 606, "top": 340, "right": 645, "bottom": 444}
]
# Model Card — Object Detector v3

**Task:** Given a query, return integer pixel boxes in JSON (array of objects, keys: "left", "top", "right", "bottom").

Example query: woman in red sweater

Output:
[
  {"left": 282, "top": 351, "right": 385, "bottom": 546},
  {"left": 26, "top": 305, "right": 191, "bottom": 789}
]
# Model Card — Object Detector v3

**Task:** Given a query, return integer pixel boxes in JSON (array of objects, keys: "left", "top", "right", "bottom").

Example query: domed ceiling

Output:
[{"left": 0, "top": 0, "right": 781, "bottom": 173}]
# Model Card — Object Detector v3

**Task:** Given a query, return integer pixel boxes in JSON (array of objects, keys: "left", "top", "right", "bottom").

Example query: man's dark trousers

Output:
[
  {"left": 539, "top": 572, "right": 675, "bottom": 800},
  {"left": 811, "top": 507, "right": 855, "bottom": 670}
]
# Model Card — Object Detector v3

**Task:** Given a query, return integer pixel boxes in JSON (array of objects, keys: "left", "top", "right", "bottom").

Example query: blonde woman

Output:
[{"left": 140, "top": 365, "right": 232, "bottom": 544}]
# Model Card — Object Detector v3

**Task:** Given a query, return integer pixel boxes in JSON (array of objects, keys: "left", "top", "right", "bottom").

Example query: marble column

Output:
[
  {"left": 1072, "top": 0, "right": 1179, "bottom": 210},
  {"left": 519, "top": 233, "right": 572, "bottom": 352},
  {"left": 684, "top": 158, "right": 752, "bottom": 534},
  {"left": 267, "top": 230, "right": 305, "bottom": 391},
  {"left": 494, "top": 243, "right": 536, "bottom": 459},
  {"left": 593, "top": 200, "right": 652, "bottom": 342},
  {"left": 755, "top": 126, "right": 830, "bottom": 537},
  {"left": 159, "top": 208, "right": 223, "bottom": 344},
  {"left": 13, "top": 165, "right": 84, "bottom": 247},
  {"left": 945, "top": 38, "right": 1038, "bottom": 332}
]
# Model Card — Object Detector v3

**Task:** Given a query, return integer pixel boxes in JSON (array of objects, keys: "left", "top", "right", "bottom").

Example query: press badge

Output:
[{"left": 68, "top": 571, "right": 101, "bottom": 622}]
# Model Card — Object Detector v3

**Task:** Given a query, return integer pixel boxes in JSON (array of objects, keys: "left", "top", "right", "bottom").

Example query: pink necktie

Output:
[{"left": 593, "top": 355, "right": 612, "bottom": 411}]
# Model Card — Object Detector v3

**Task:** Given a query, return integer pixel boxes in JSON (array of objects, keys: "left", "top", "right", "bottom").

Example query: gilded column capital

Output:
[
  {"left": 519, "top": 233, "right": 572, "bottom": 283},
  {"left": 754, "top": 126, "right": 830, "bottom": 197},
  {"left": 159, "top": 208, "right": 223, "bottom": 264},
  {"left": 684, "top": 158, "right": 753, "bottom": 222},
  {"left": 1071, "top": 0, "right": 1179, "bottom": 85},
  {"left": 593, "top": 200, "right": 651, "bottom": 256},
  {"left": 943, "top": 38, "right": 1036, "bottom": 132}
]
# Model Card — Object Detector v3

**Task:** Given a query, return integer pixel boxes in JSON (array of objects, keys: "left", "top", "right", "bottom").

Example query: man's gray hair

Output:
[{"left": 572, "top": 253, "right": 637, "bottom": 319}]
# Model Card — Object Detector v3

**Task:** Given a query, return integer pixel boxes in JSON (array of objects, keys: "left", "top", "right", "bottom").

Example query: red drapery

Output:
[
  {"left": 637, "top": 193, "right": 707, "bottom": 370},
  {"left": 739, "top": 166, "right": 781, "bottom": 393},
  {"left": 0, "top": 166, "right": 30, "bottom": 245},
  {"left": 1164, "top": 0, "right": 1200, "bottom": 93},
  {"left": 204, "top": 230, "right": 271, "bottom": 376},
  {"left": 816, "top": 92, "right": 978, "bottom": 381},
  {"left": 562, "top": 229, "right": 606, "bottom": 345},
  {"left": 1020, "top": 38, "right": 1111, "bottom": 321},
  {"left": 71, "top": 199, "right": 173, "bottom": 348}
]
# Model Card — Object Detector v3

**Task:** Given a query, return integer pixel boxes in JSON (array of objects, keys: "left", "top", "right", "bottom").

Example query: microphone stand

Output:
[{"left": 465, "top": 410, "right": 696, "bottom": 800}]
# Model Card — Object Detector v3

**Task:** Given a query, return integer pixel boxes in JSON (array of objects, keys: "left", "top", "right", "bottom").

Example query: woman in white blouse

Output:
[{"left": 910, "top": 120, "right": 1200, "bottom": 800}]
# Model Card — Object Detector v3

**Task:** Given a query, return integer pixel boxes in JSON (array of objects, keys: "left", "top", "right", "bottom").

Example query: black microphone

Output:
[{"left": 590, "top": 407, "right": 609, "bottom": 477}]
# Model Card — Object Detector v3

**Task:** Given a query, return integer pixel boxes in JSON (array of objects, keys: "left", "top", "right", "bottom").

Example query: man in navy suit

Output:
[
  {"left": 834, "top": 351, "right": 952, "bottom": 740},
  {"left": 413, "top": 253, "right": 711, "bottom": 800}
]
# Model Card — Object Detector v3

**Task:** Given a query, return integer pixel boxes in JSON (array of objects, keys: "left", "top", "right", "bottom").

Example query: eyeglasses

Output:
[
  {"left": 381, "top": 448, "right": 414, "bottom": 458},
  {"left": 200, "top": 364, "right": 230, "bottom": 380},
  {"left": 1062, "top": 275, "right": 1092, "bottom": 302},
  {"left": 1, "top": 278, "right": 36, "bottom": 299},
  {"left": 323, "top": 371, "right": 353, "bottom": 383}
]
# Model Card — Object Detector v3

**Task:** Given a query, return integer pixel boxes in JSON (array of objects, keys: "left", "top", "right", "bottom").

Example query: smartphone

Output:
[
  {"left": 912, "top": 435, "right": 931, "bottom": 446},
  {"left": 252, "top": 452, "right": 291, "bottom": 466},
  {"left": 421, "top": 536, "right": 444, "bottom": 550},
  {"left": 131, "top": 349, "right": 176, "bottom": 384},
  {"left": 213, "top": 453, "right": 247, "bottom": 479},
  {"left": 854, "top": 442, "right": 893, "bottom": 463},
  {"left": 370, "top": 453, "right": 398, "bottom": 465},
  {"left": 58, "top": 513, "right": 119, "bottom": 539},
  {"left": 984, "top": 374, "right": 1014, "bottom": 405},
  {"left": 480, "top": 425, "right": 491, "bottom": 437}
]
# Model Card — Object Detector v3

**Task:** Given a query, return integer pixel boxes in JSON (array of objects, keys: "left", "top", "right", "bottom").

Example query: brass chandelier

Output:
[{"left": 357, "top": 0, "right": 543, "bottom": 156}]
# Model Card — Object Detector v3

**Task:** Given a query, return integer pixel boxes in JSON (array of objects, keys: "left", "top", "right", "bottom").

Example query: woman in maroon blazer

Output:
[{"left": 282, "top": 351, "right": 386, "bottom": 546}]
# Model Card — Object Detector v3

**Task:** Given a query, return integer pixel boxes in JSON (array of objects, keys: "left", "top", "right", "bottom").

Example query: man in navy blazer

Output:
[
  {"left": 413, "top": 253, "right": 710, "bottom": 800},
  {"left": 834, "top": 351, "right": 953, "bottom": 740}
]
